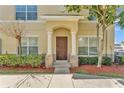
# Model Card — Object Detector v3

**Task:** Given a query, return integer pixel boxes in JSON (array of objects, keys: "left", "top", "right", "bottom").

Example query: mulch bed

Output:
[
  {"left": 70, "top": 65, "right": 124, "bottom": 75},
  {"left": 0, "top": 64, "right": 54, "bottom": 73}
]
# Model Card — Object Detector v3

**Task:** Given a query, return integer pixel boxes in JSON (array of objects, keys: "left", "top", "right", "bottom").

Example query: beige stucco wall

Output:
[
  {"left": 0, "top": 5, "right": 15, "bottom": 20},
  {"left": 77, "top": 22, "right": 114, "bottom": 58},
  {"left": 0, "top": 21, "right": 114, "bottom": 59},
  {"left": 0, "top": 5, "right": 89, "bottom": 20},
  {"left": 0, "top": 22, "right": 47, "bottom": 54},
  {"left": 0, "top": 5, "right": 114, "bottom": 60}
]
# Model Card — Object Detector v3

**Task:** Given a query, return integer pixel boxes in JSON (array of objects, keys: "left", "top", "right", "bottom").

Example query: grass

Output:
[
  {"left": 0, "top": 70, "right": 53, "bottom": 75},
  {"left": 96, "top": 73, "right": 124, "bottom": 78},
  {"left": 75, "top": 70, "right": 124, "bottom": 79}
]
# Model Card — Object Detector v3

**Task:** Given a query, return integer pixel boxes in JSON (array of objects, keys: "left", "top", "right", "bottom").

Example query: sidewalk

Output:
[{"left": 0, "top": 74, "right": 123, "bottom": 88}]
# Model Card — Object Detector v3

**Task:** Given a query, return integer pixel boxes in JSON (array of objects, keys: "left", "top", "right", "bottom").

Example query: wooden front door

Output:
[{"left": 56, "top": 37, "right": 67, "bottom": 60}]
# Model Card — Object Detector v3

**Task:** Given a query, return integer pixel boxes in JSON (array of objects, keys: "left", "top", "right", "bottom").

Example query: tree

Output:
[
  {"left": 65, "top": 5, "right": 120, "bottom": 67},
  {"left": 121, "top": 41, "right": 124, "bottom": 45},
  {"left": 0, "top": 21, "right": 26, "bottom": 56}
]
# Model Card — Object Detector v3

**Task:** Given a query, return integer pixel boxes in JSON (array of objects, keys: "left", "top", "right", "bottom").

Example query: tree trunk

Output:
[
  {"left": 96, "top": 23, "right": 99, "bottom": 54},
  {"left": 18, "top": 38, "right": 22, "bottom": 56},
  {"left": 97, "top": 24, "right": 105, "bottom": 67},
  {"left": 105, "top": 30, "right": 108, "bottom": 56}
]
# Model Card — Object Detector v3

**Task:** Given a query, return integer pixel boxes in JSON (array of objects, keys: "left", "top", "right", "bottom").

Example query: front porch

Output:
[{"left": 41, "top": 16, "right": 84, "bottom": 68}]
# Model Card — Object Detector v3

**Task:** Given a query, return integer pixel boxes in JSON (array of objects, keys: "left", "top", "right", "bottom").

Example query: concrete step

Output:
[
  {"left": 54, "top": 60, "right": 70, "bottom": 74},
  {"left": 55, "top": 60, "right": 68, "bottom": 63},
  {"left": 53, "top": 64, "right": 71, "bottom": 68},
  {"left": 54, "top": 68, "right": 70, "bottom": 74},
  {"left": 53, "top": 61, "right": 71, "bottom": 68}
]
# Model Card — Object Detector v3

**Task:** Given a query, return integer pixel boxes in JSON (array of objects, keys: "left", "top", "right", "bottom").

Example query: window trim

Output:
[
  {"left": 78, "top": 35, "right": 98, "bottom": 57},
  {"left": 16, "top": 5, "right": 37, "bottom": 21}
]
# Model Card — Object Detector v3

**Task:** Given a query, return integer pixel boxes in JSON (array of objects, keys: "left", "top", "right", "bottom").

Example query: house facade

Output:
[
  {"left": 114, "top": 43, "right": 124, "bottom": 56},
  {"left": 0, "top": 5, "right": 114, "bottom": 67}
]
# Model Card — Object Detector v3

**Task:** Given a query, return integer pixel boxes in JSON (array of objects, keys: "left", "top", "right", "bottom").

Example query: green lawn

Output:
[
  {"left": 76, "top": 71, "right": 124, "bottom": 79},
  {"left": 0, "top": 70, "right": 53, "bottom": 75}
]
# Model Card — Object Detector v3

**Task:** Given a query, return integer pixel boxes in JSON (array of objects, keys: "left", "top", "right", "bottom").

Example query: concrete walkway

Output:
[
  {"left": 53, "top": 60, "right": 71, "bottom": 74},
  {"left": 0, "top": 74, "right": 123, "bottom": 88}
]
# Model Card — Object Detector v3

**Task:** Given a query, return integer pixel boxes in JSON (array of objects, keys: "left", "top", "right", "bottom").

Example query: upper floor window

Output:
[{"left": 16, "top": 5, "right": 37, "bottom": 20}]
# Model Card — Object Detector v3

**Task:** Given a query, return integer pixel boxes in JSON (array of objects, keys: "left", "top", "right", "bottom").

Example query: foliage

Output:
[
  {"left": 118, "top": 6, "right": 124, "bottom": 29},
  {"left": 79, "top": 57, "right": 98, "bottom": 65},
  {"left": 75, "top": 72, "right": 124, "bottom": 78},
  {"left": 96, "top": 72, "right": 124, "bottom": 78},
  {"left": 121, "top": 41, "right": 124, "bottom": 45},
  {"left": 102, "top": 56, "right": 112, "bottom": 66},
  {"left": 0, "top": 54, "right": 44, "bottom": 67},
  {"left": 65, "top": 5, "right": 121, "bottom": 67},
  {"left": 118, "top": 56, "right": 124, "bottom": 64},
  {"left": 0, "top": 21, "right": 26, "bottom": 56},
  {"left": 79, "top": 56, "right": 112, "bottom": 66}
]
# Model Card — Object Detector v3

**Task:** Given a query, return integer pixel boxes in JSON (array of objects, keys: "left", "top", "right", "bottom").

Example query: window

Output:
[
  {"left": 88, "top": 10, "right": 97, "bottom": 21},
  {"left": 21, "top": 37, "right": 38, "bottom": 55},
  {"left": 16, "top": 5, "right": 37, "bottom": 20},
  {"left": 78, "top": 37, "right": 88, "bottom": 55},
  {"left": 78, "top": 36, "right": 98, "bottom": 56},
  {"left": 89, "top": 37, "right": 98, "bottom": 55}
]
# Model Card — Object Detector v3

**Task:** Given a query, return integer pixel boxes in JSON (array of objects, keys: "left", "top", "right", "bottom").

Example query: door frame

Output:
[{"left": 56, "top": 36, "right": 68, "bottom": 61}]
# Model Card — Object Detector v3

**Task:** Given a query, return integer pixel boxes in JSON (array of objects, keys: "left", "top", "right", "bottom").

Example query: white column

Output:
[
  {"left": 71, "top": 32, "right": 77, "bottom": 55},
  {"left": 47, "top": 31, "right": 53, "bottom": 55}
]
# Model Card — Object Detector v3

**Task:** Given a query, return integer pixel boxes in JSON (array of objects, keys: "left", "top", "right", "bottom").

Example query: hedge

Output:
[
  {"left": 0, "top": 54, "right": 45, "bottom": 67},
  {"left": 79, "top": 56, "right": 112, "bottom": 66},
  {"left": 118, "top": 56, "right": 124, "bottom": 64}
]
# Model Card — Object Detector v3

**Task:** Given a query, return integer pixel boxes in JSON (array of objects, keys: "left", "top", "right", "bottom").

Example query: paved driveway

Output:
[{"left": 0, "top": 74, "right": 123, "bottom": 88}]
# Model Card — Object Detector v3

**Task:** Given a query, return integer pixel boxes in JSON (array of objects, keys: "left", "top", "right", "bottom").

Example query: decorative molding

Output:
[
  {"left": 0, "top": 20, "right": 46, "bottom": 23},
  {"left": 40, "top": 16, "right": 84, "bottom": 21}
]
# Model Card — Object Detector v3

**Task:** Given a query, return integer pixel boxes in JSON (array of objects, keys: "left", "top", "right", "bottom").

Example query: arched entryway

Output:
[
  {"left": 45, "top": 21, "right": 79, "bottom": 68},
  {"left": 52, "top": 27, "right": 71, "bottom": 61}
]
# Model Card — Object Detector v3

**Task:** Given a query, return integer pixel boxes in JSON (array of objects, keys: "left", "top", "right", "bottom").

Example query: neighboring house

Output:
[
  {"left": 0, "top": 5, "right": 114, "bottom": 67},
  {"left": 114, "top": 43, "right": 124, "bottom": 56}
]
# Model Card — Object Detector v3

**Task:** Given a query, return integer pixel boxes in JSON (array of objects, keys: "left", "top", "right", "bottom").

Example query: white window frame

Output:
[
  {"left": 16, "top": 5, "right": 37, "bottom": 21},
  {"left": 78, "top": 35, "right": 98, "bottom": 57},
  {"left": 21, "top": 36, "right": 39, "bottom": 55}
]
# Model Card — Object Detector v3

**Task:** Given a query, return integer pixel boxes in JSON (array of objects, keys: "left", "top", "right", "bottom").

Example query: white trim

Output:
[
  {"left": 88, "top": 37, "right": 89, "bottom": 56},
  {"left": 79, "top": 20, "right": 98, "bottom": 23},
  {"left": 0, "top": 20, "right": 97, "bottom": 23},
  {"left": 78, "top": 55, "right": 98, "bottom": 57},
  {"left": 23, "top": 35, "right": 39, "bottom": 37},
  {"left": 47, "top": 31, "right": 53, "bottom": 55},
  {"left": 0, "top": 20, "right": 45, "bottom": 23},
  {"left": 71, "top": 32, "right": 77, "bottom": 55},
  {"left": 78, "top": 35, "right": 97, "bottom": 37}
]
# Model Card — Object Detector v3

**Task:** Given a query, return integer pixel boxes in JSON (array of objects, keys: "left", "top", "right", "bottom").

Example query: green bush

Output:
[
  {"left": 79, "top": 56, "right": 112, "bottom": 66},
  {"left": 102, "top": 56, "right": 112, "bottom": 66},
  {"left": 0, "top": 54, "right": 44, "bottom": 67},
  {"left": 79, "top": 57, "right": 98, "bottom": 65},
  {"left": 118, "top": 56, "right": 124, "bottom": 64}
]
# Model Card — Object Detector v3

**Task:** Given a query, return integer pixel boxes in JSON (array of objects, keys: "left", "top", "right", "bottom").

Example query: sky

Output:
[
  {"left": 115, "top": 24, "right": 124, "bottom": 44},
  {"left": 115, "top": 8, "right": 124, "bottom": 44}
]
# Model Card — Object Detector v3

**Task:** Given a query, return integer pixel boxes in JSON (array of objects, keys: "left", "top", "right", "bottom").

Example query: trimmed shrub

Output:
[
  {"left": 118, "top": 56, "right": 124, "bottom": 64},
  {"left": 102, "top": 56, "right": 112, "bottom": 66},
  {"left": 79, "top": 57, "right": 98, "bottom": 65},
  {"left": 0, "top": 54, "right": 44, "bottom": 67},
  {"left": 79, "top": 56, "right": 112, "bottom": 66}
]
